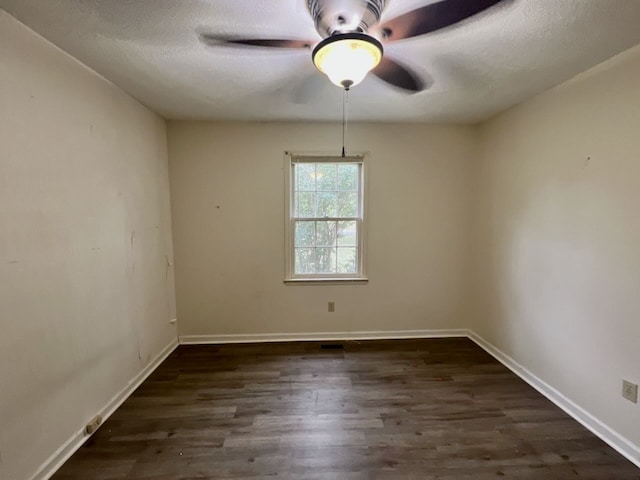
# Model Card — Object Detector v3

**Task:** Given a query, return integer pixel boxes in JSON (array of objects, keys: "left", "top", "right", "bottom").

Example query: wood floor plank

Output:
[{"left": 51, "top": 338, "right": 639, "bottom": 479}]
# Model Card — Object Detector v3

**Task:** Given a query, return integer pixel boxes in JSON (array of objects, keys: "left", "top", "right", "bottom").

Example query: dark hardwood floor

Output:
[{"left": 52, "top": 338, "right": 639, "bottom": 479}]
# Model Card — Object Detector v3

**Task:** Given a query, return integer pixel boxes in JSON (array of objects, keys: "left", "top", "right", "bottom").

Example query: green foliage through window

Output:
[{"left": 292, "top": 161, "right": 361, "bottom": 276}]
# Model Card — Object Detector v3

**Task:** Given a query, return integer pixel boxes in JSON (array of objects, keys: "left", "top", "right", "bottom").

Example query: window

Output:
[{"left": 285, "top": 153, "right": 367, "bottom": 282}]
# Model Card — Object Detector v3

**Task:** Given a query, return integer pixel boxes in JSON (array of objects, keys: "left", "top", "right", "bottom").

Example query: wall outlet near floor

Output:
[
  {"left": 328, "top": 301, "right": 335, "bottom": 312},
  {"left": 622, "top": 380, "right": 638, "bottom": 403},
  {"left": 85, "top": 415, "right": 103, "bottom": 435}
]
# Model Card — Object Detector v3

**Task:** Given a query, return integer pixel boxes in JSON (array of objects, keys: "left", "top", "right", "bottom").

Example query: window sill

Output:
[{"left": 284, "top": 278, "right": 369, "bottom": 286}]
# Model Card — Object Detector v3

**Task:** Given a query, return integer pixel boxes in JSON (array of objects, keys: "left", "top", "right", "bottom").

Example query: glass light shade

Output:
[{"left": 312, "top": 33, "right": 383, "bottom": 88}]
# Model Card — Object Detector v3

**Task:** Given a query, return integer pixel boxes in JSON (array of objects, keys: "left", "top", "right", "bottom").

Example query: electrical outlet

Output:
[
  {"left": 622, "top": 380, "right": 638, "bottom": 403},
  {"left": 85, "top": 415, "right": 103, "bottom": 435},
  {"left": 328, "top": 301, "right": 335, "bottom": 312}
]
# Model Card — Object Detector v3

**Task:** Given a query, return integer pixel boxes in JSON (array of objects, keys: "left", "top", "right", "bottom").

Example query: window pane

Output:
[
  {"left": 317, "top": 192, "right": 337, "bottom": 217},
  {"left": 289, "top": 158, "right": 364, "bottom": 280},
  {"left": 337, "top": 192, "right": 358, "bottom": 217},
  {"left": 337, "top": 247, "right": 357, "bottom": 273},
  {"left": 295, "top": 221, "right": 315, "bottom": 247},
  {"left": 337, "top": 221, "right": 357, "bottom": 246},
  {"left": 317, "top": 163, "right": 337, "bottom": 191},
  {"left": 316, "top": 247, "right": 336, "bottom": 273},
  {"left": 337, "top": 164, "right": 358, "bottom": 191},
  {"left": 296, "top": 164, "right": 315, "bottom": 191},
  {"left": 295, "top": 192, "right": 315, "bottom": 218},
  {"left": 316, "top": 221, "right": 336, "bottom": 247},
  {"left": 295, "top": 248, "right": 315, "bottom": 274}
]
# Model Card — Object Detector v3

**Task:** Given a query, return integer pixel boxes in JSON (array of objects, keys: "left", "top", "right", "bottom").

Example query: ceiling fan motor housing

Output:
[{"left": 308, "top": 0, "right": 386, "bottom": 37}]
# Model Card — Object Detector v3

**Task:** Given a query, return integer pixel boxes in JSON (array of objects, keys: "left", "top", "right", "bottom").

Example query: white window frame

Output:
[{"left": 284, "top": 152, "right": 368, "bottom": 284}]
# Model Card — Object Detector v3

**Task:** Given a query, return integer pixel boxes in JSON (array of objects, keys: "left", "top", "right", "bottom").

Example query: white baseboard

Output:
[
  {"left": 31, "top": 337, "right": 179, "bottom": 480},
  {"left": 179, "top": 329, "right": 468, "bottom": 345},
  {"left": 467, "top": 330, "right": 640, "bottom": 469}
]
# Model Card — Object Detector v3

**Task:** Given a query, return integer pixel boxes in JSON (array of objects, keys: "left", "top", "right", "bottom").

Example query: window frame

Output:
[{"left": 284, "top": 152, "right": 368, "bottom": 284}]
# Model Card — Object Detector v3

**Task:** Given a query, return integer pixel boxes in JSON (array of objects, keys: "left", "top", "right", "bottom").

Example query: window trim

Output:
[{"left": 284, "top": 152, "right": 368, "bottom": 284}]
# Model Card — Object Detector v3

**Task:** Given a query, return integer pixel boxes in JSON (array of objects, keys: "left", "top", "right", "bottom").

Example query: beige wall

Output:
[
  {"left": 0, "top": 12, "right": 176, "bottom": 480},
  {"left": 4, "top": 3, "right": 640, "bottom": 476},
  {"left": 472, "top": 46, "right": 640, "bottom": 456},
  {"left": 168, "top": 122, "right": 476, "bottom": 338}
]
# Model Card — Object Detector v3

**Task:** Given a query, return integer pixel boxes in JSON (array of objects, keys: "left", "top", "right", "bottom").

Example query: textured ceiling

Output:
[{"left": 2, "top": 0, "right": 640, "bottom": 123}]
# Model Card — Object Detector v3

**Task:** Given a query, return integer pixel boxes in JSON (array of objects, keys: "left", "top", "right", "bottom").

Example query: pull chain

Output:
[{"left": 341, "top": 86, "right": 349, "bottom": 157}]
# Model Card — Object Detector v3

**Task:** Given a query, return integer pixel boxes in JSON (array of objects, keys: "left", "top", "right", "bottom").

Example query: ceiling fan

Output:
[{"left": 199, "top": 0, "right": 506, "bottom": 93}]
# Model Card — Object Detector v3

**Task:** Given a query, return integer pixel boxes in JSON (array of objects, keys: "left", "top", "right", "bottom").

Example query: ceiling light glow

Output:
[{"left": 312, "top": 33, "right": 383, "bottom": 89}]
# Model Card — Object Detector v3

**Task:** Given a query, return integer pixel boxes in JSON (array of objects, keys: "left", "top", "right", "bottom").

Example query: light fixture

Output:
[{"left": 312, "top": 32, "right": 383, "bottom": 89}]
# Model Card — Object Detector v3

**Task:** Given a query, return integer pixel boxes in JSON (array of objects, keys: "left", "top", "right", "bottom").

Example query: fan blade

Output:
[
  {"left": 372, "top": 57, "right": 426, "bottom": 93},
  {"left": 199, "top": 33, "right": 314, "bottom": 50},
  {"left": 377, "top": 0, "right": 505, "bottom": 42}
]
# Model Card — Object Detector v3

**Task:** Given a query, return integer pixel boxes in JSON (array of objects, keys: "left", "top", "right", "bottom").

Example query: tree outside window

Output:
[{"left": 286, "top": 155, "right": 366, "bottom": 281}]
